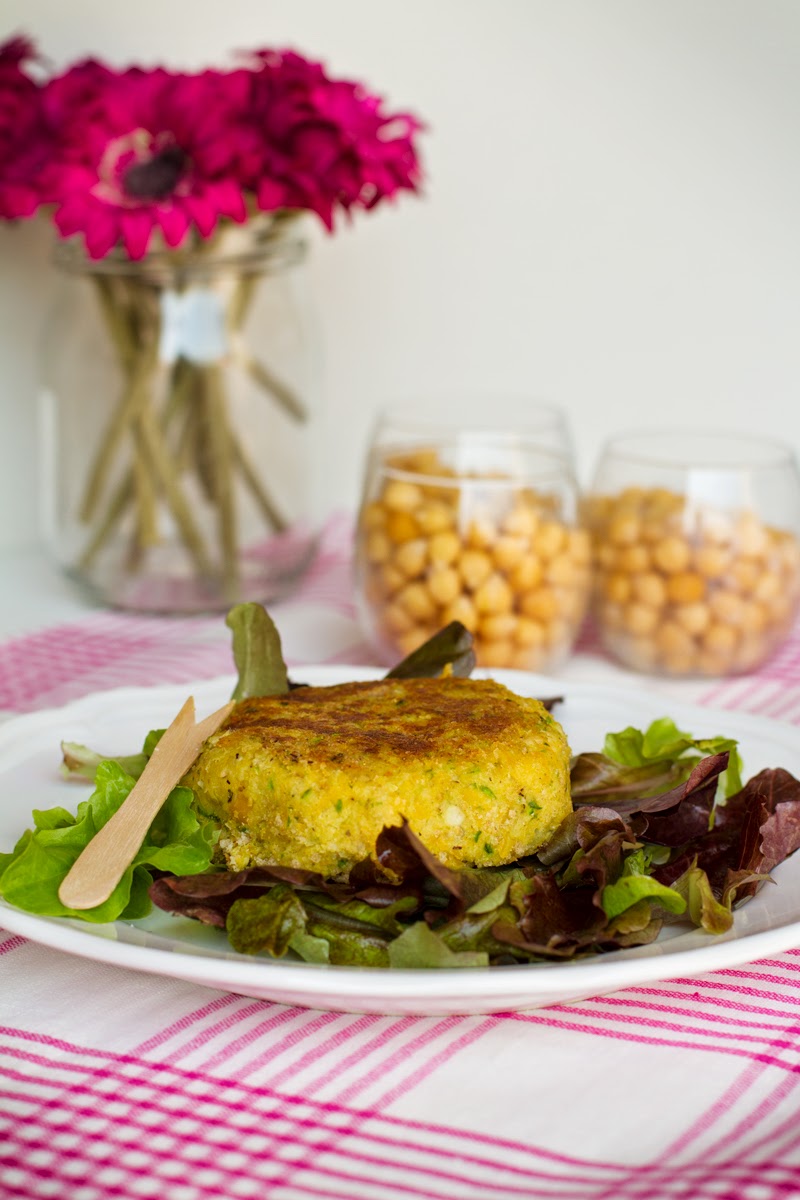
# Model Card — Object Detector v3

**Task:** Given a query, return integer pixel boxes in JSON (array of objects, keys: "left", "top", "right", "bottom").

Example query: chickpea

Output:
[
  {"left": 545, "top": 553, "right": 577, "bottom": 586},
  {"left": 568, "top": 528, "right": 592, "bottom": 565},
  {"left": 508, "top": 555, "right": 544, "bottom": 592},
  {"left": 361, "top": 501, "right": 387, "bottom": 530},
  {"left": 673, "top": 602, "right": 711, "bottom": 636},
  {"left": 503, "top": 505, "right": 539, "bottom": 539},
  {"left": 477, "top": 639, "right": 515, "bottom": 668},
  {"left": 385, "top": 510, "right": 419, "bottom": 544},
  {"left": 520, "top": 586, "right": 559, "bottom": 622},
  {"left": 644, "top": 488, "right": 684, "bottom": 523},
  {"left": 380, "top": 563, "right": 407, "bottom": 595},
  {"left": 442, "top": 594, "right": 479, "bottom": 633},
  {"left": 695, "top": 544, "right": 732, "bottom": 580},
  {"left": 428, "top": 530, "right": 460, "bottom": 566},
  {"left": 427, "top": 565, "right": 461, "bottom": 606},
  {"left": 416, "top": 500, "right": 454, "bottom": 535},
  {"left": 383, "top": 479, "right": 423, "bottom": 512},
  {"left": 652, "top": 535, "right": 692, "bottom": 574},
  {"left": 480, "top": 613, "right": 518, "bottom": 641},
  {"left": 397, "top": 581, "right": 437, "bottom": 623},
  {"left": 466, "top": 517, "right": 497, "bottom": 550},
  {"left": 493, "top": 536, "right": 528, "bottom": 572},
  {"left": 730, "top": 558, "right": 761, "bottom": 594},
  {"left": 618, "top": 544, "right": 650, "bottom": 573},
  {"left": 604, "top": 573, "right": 632, "bottom": 604},
  {"left": 514, "top": 616, "right": 546, "bottom": 648},
  {"left": 709, "top": 590, "right": 746, "bottom": 626},
  {"left": 622, "top": 602, "right": 659, "bottom": 636},
  {"left": 383, "top": 602, "right": 415, "bottom": 636},
  {"left": 596, "top": 542, "right": 618, "bottom": 569},
  {"left": 655, "top": 620, "right": 695, "bottom": 661},
  {"left": 631, "top": 571, "right": 668, "bottom": 608},
  {"left": 394, "top": 538, "right": 428, "bottom": 579},
  {"left": 703, "top": 622, "right": 738, "bottom": 655},
  {"left": 474, "top": 573, "right": 514, "bottom": 615},
  {"left": 459, "top": 549, "right": 494, "bottom": 591},
  {"left": 365, "top": 530, "right": 392, "bottom": 565},
  {"left": 533, "top": 521, "right": 566, "bottom": 560},
  {"left": 666, "top": 571, "right": 706, "bottom": 605},
  {"left": 608, "top": 512, "right": 641, "bottom": 546}
]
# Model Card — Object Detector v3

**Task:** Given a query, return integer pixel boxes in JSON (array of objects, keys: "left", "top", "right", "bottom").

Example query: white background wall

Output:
[{"left": 1, "top": 0, "right": 799, "bottom": 550}]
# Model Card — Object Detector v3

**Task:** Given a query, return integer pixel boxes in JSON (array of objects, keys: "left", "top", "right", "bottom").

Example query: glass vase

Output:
[{"left": 40, "top": 222, "right": 320, "bottom": 612}]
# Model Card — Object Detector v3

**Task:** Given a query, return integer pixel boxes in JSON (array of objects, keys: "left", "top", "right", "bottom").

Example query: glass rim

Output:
[
  {"left": 372, "top": 447, "right": 578, "bottom": 490},
  {"left": 53, "top": 234, "right": 307, "bottom": 281},
  {"left": 597, "top": 429, "right": 796, "bottom": 471}
]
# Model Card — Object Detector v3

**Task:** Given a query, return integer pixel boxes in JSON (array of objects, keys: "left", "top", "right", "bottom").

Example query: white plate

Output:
[{"left": 2, "top": 666, "right": 800, "bottom": 1016}]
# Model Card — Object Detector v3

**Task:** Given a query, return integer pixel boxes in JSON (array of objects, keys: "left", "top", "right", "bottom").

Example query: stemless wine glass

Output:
[
  {"left": 585, "top": 430, "right": 800, "bottom": 677},
  {"left": 354, "top": 405, "right": 590, "bottom": 671}
]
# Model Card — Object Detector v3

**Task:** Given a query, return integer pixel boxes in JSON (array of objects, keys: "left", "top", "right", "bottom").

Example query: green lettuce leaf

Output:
[
  {"left": 60, "top": 727, "right": 166, "bottom": 783},
  {"left": 603, "top": 717, "right": 743, "bottom": 800},
  {"left": 0, "top": 761, "right": 215, "bottom": 923},
  {"left": 226, "top": 603, "right": 289, "bottom": 700},
  {"left": 388, "top": 922, "right": 489, "bottom": 968}
]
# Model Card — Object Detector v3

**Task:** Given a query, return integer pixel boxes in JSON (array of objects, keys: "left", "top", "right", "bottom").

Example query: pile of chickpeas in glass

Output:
[
  {"left": 356, "top": 455, "right": 800, "bottom": 677},
  {"left": 584, "top": 487, "right": 800, "bottom": 676},
  {"left": 355, "top": 448, "right": 591, "bottom": 671}
]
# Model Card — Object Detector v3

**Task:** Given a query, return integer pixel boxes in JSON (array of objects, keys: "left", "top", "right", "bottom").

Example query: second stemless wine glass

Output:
[
  {"left": 585, "top": 430, "right": 800, "bottom": 677},
  {"left": 354, "top": 406, "right": 590, "bottom": 671}
]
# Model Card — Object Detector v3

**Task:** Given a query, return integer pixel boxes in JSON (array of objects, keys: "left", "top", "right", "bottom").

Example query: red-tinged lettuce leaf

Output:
[
  {"left": 750, "top": 770, "right": 800, "bottom": 873},
  {"left": 516, "top": 872, "right": 605, "bottom": 950},
  {"left": 570, "top": 754, "right": 687, "bottom": 806},
  {"left": 537, "top": 807, "right": 636, "bottom": 868},
  {"left": 149, "top": 864, "right": 349, "bottom": 928},
  {"left": 634, "top": 753, "right": 729, "bottom": 843},
  {"left": 349, "top": 819, "right": 466, "bottom": 915},
  {"left": 654, "top": 768, "right": 800, "bottom": 901}
]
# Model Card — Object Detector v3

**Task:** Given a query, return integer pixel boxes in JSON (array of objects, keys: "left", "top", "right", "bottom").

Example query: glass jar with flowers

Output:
[{"left": 0, "top": 38, "right": 422, "bottom": 611}]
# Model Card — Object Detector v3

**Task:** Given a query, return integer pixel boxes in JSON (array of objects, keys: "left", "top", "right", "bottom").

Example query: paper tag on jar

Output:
[{"left": 159, "top": 289, "right": 227, "bottom": 365}]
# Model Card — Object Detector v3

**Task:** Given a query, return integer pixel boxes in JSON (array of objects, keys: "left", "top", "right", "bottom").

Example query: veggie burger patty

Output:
[{"left": 183, "top": 676, "right": 571, "bottom": 877}]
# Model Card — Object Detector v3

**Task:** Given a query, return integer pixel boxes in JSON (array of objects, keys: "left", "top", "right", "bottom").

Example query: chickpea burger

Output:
[{"left": 184, "top": 675, "right": 572, "bottom": 879}]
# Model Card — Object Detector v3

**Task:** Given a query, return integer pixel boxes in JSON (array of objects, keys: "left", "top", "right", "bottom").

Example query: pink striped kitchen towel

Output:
[{"left": 4, "top": 519, "right": 800, "bottom": 1199}]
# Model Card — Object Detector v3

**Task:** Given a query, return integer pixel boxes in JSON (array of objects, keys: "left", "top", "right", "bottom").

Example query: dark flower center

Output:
[{"left": 123, "top": 145, "right": 188, "bottom": 201}]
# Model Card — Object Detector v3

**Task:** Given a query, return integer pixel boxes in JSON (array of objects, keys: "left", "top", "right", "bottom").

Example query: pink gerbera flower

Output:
[
  {"left": 234, "top": 49, "right": 423, "bottom": 229},
  {"left": 44, "top": 64, "right": 248, "bottom": 259},
  {"left": 0, "top": 35, "right": 49, "bottom": 220}
]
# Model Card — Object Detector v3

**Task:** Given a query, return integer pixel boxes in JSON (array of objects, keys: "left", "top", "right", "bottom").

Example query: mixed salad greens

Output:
[{"left": 2, "top": 605, "right": 800, "bottom": 969}]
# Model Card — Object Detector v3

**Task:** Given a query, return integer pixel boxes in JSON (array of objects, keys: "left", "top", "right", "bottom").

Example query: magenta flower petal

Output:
[
  {"left": 84, "top": 206, "right": 120, "bottom": 259},
  {"left": 157, "top": 204, "right": 191, "bottom": 249},
  {"left": 120, "top": 208, "right": 155, "bottom": 260}
]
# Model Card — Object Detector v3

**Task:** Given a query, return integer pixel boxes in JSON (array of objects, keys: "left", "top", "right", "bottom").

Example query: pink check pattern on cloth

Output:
[{"left": 4, "top": 513, "right": 800, "bottom": 1200}]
